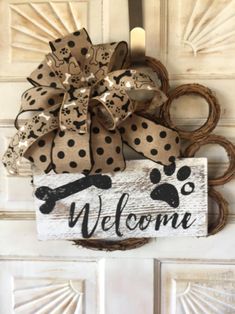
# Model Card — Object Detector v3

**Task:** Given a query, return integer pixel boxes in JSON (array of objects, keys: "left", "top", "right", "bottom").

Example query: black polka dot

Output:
[
  {"left": 151, "top": 149, "right": 158, "bottom": 155},
  {"left": 107, "top": 157, "right": 113, "bottom": 165},
  {"left": 68, "top": 139, "right": 75, "bottom": 147},
  {"left": 146, "top": 135, "right": 153, "bottom": 142},
  {"left": 81, "top": 47, "right": 88, "bottom": 55},
  {"left": 83, "top": 169, "right": 90, "bottom": 175},
  {"left": 24, "top": 93, "right": 28, "bottom": 98},
  {"left": 116, "top": 146, "right": 121, "bottom": 154},
  {"left": 175, "top": 136, "right": 180, "bottom": 144},
  {"left": 95, "top": 168, "right": 102, "bottom": 173},
  {"left": 37, "top": 74, "right": 43, "bottom": 80},
  {"left": 36, "top": 87, "right": 43, "bottom": 92},
  {"left": 73, "top": 31, "right": 80, "bottom": 36},
  {"left": 58, "top": 131, "right": 65, "bottom": 137},
  {"left": 38, "top": 140, "right": 45, "bottom": 147},
  {"left": 27, "top": 95, "right": 31, "bottom": 101},
  {"left": 96, "top": 147, "right": 104, "bottom": 155},
  {"left": 119, "top": 127, "right": 125, "bottom": 134},
  {"left": 28, "top": 156, "right": 34, "bottom": 162},
  {"left": 131, "top": 124, "right": 137, "bottom": 131},
  {"left": 114, "top": 167, "right": 121, "bottom": 172},
  {"left": 79, "top": 149, "right": 86, "bottom": 157},
  {"left": 40, "top": 155, "right": 47, "bottom": 162},
  {"left": 160, "top": 131, "right": 167, "bottom": 138},
  {"left": 55, "top": 38, "right": 62, "bottom": 43},
  {"left": 50, "top": 82, "right": 57, "bottom": 88},
  {"left": 57, "top": 151, "right": 65, "bottom": 159},
  {"left": 29, "top": 100, "right": 36, "bottom": 106},
  {"left": 105, "top": 136, "right": 112, "bottom": 144},
  {"left": 49, "top": 72, "right": 55, "bottom": 77},
  {"left": 41, "top": 91, "right": 47, "bottom": 96},
  {"left": 142, "top": 122, "right": 148, "bottom": 129},
  {"left": 38, "top": 64, "right": 43, "bottom": 69},
  {"left": 164, "top": 144, "right": 171, "bottom": 151},
  {"left": 134, "top": 138, "right": 141, "bottom": 145},
  {"left": 68, "top": 40, "right": 75, "bottom": 47},
  {"left": 169, "top": 156, "right": 175, "bottom": 163},
  {"left": 70, "top": 161, "right": 77, "bottom": 168},
  {"left": 92, "top": 127, "right": 100, "bottom": 134},
  {"left": 48, "top": 98, "right": 55, "bottom": 105}
]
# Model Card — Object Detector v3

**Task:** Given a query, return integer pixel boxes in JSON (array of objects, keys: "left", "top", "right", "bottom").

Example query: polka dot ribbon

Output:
[{"left": 2, "top": 28, "right": 180, "bottom": 175}]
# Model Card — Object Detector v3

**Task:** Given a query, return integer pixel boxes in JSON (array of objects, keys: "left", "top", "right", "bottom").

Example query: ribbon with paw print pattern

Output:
[{"left": 2, "top": 28, "right": 180, "bottom": 175}]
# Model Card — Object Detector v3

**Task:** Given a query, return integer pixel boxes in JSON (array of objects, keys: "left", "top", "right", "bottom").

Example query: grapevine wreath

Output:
[{"left": 2, "top": 28, "right": 235, "bottom": 251}]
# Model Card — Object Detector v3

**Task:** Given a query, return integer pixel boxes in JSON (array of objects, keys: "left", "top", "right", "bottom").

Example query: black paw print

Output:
[
  {"left": 150, "top": 163, "right": 195, "bottom": 208},
  {"left": 6, "top": 151, "right": 13, "bottom": 158},
  {"left": 71, "top": 75, "right": 80, "bottom": 84},
  {"left": 60, "top": 48, "right": 69, "bottom": 55},
  {"left": 101, "top": 52, "right": 109, "bottom": 60},
  {"left": 106, "top": 99, "right": 114, "bottom": 108},
  {"left": 32, "top": 116, "right": 40, "bottom": 123},
  {"left": 55, "top": 70, "right": 63, "bottom": 79},
  {"left": 61, "top": 108, "right": 71, "bottom": 116},
  {"left": 20, "top": 132, "right": 27, "bottom": 140},
  {"left": 66, "top": 118, "right": 72, "bottom": 125}
]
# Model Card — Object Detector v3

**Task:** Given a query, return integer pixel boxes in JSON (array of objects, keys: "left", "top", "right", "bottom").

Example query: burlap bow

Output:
[{"left": 3, "top": 28, "right": 180, "bottom": 175}]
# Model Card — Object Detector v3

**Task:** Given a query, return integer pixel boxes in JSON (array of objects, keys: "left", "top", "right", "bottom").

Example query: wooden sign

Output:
[{"left": 34, "top": 158, "right": 208, "bottom": 240}]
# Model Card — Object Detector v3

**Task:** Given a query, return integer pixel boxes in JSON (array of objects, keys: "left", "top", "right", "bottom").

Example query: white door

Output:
[{"left": 0, "top": 0, "right": 235, "bottom": 313}]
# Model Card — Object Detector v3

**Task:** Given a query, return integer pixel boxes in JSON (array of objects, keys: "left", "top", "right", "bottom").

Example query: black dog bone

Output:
[
  {"left": 37, "top": 122, "right": 46, "bottom": 132},
  {"left": 121, "top": 99, "right": 130, "bottom": 112},
  {"left": 73, "top": 120, "right": 86, "bottom": 130},
  {"left": 35, "top": 174, "right": 112, "bottom": 214},
  {"left": 28, "top": 130, "right": 38, "bottom": 139},
  {"left": 113, "top": 93, "right": 124, "bottom": 101},
  {"left": 113, "top": 70, "right": 132, "bottom": 84}
]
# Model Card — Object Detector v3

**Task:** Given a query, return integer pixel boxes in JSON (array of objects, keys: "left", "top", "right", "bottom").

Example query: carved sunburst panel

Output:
[
  {"left": 161, "top": 262, "right": 235, "bottom": 314},
  {"left": 0, "top": 259, "right": 98, "bottom": 313},
  {"left": 10, "top": 1, "right": 88, "bottom": 62},
  {"left": 167, "top": 0, "right": 235, "bottom": 77},
  {"left": 14, "top": 277, "right": 84, "bottom": 314},
  {"left": 182, "top": 0, "right": 235, "bottom": 57},
  {"left": 175, "top": 280, "right": 235, "bottom": 314},
  {"left": 0, "top": 0, "right": 103, "bottom": 79}
]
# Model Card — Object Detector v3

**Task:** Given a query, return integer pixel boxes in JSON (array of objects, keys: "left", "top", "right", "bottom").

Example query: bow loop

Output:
[
  {"left": 2, "top": 28, "right": 181, "bottom": 176},
  {"left": 60, "top": 88, "right": 91, "bottom": 133}
]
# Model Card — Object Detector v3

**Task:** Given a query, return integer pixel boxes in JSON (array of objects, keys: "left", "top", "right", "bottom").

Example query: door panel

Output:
[
  {"left": 0, "top": 259, "right": 97, "bottom": 314},
  {"left": 161, "top": 261, "right": 235, "bottom": 314}
]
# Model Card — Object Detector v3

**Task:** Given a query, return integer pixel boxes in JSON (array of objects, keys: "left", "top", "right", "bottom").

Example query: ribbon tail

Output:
[
  {"left": 119, "top": 114, "right": 181, "bottom": 166},
  {"left": 2, "top": 105, "right": 60, "bottom": 175},
  {"left": 90, "top": 114, "right": 126, "bottom": 174},
  {"left": 51, "top": 114, "right": 92, "bottom": 174}
]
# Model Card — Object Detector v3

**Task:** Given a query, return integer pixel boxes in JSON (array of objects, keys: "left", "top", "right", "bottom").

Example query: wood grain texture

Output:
[{"left": 34, "top": 158, "right": 208, "bottom": 240}]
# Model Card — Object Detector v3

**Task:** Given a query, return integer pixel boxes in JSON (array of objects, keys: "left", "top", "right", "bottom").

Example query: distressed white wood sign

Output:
[{"left": 33, "top": 158, "right": 208, "bottom": 240}]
